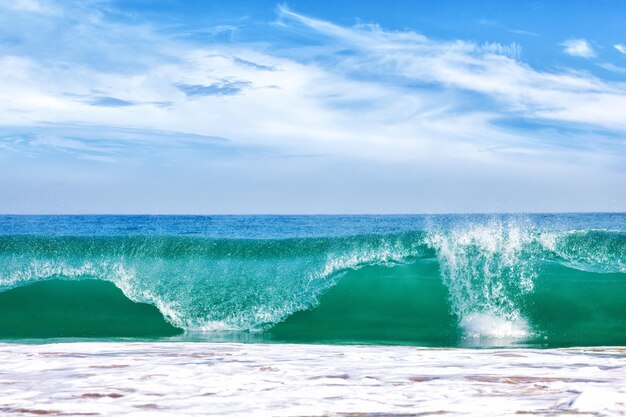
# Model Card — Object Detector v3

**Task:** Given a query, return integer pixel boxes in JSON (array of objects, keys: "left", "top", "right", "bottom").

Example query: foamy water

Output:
[
  {"left": 460, "top": 313, "right": 532, "bottom": 339},
  {"left": 1, "top": 342, "right": 625, "bottom": 416}
]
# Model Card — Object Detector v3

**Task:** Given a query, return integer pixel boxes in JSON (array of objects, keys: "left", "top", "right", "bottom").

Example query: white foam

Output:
[
  {"left": 460, "top": 312, "right": 531, "bottom": 339},
  {"left": 1, "top": 342, "right": 624, "bottom": 417}
]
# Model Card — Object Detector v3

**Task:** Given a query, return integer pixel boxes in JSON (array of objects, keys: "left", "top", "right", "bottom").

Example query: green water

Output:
[
  {"left": 527, "top": 263, "right": 626, "bottom": 346},
  {"left": 270, "top": 262, "right": 460, "bottom": 345},
  {"left": 0, "top": 280, "right": 181, "bottom": 338}
]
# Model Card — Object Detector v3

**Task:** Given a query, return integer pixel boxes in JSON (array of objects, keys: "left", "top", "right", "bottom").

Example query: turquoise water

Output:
[{"left": 0, "top": 214, "right": 624, "bottom": 347}]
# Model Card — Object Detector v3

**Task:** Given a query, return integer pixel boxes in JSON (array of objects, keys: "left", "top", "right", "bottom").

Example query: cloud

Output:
[
  {"left": 2, "top": 3, "right": 625, "bottom": 161},
  {"left": 0, "top": 124, "right": 234, "bottom": 162},
  {"left": 232, "top": 57, "right": 275, "bottom": 71},
  {"left": 177, "top": 80, "right": 252, "bottom": 97},
  {"left": 2, "top": 0, "right": 58, "bottom": 14},
  {"left": 615, "top": 44, "right": 626, "bottom": 55},
  {"left": 561, "top": 38, "right": 595, "bottom": 58},
  {"left": 0, "top": 2, "right": 625, "bottom": 213},
  {"left": 598, "top": 62, "right": 626, "bottom": 74},
  {"left": 275, "top": 7, "right": 626, "bottom": 132},
  {"left": 1, "top": 2, "right": 625, "bottom": 169},
  {"left": 477, "top": 19, "right": 539, "bottom": 37},
  {"left": 88, "top": 96, "right": 135, "bottom": 107}
]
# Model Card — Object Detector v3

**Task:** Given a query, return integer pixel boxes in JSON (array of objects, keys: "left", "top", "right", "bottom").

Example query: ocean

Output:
[
  {"left": 1, "top": 214, "right": 625, "bottom": 416},
  {"left": 0, "top": 213, "right": 624, "bottom": 346}
]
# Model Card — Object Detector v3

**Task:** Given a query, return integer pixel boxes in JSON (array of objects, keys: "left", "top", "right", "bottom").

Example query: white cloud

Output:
[
  {"left": 1, "top": 2, "right": 625, "bottom": 212},
  {"left": 561, "top": 38, "right": 596, "bottom": 58},
  {"left": 0, "top": 4, "right": 624, "bottom": 167},
  {"left": 599, "top": 62, "right": 626, "bottom": 73},
  {"left": 277, "top": 8, "right": 626, "bottom": 130},
  {"left": 615, "top": 44, "right": 626, "bottom": 55},
  {"left": 2, "top": 0, "right": 48, "bottom": 13}
]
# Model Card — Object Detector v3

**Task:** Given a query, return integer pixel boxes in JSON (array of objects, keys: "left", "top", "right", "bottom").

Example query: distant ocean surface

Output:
[{"left": 0, "top": 214, "right": 624, "bottom": 347}]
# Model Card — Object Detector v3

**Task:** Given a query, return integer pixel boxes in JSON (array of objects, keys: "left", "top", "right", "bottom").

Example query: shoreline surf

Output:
[{"left": 1, "top": 342, "right": 625, "bottom": 416}]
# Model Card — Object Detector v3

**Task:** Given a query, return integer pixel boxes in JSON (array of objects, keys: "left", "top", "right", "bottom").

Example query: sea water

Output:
[
  {"left": 1, "top": 214, "right": 625, "bottom": 416},
  {"left": 1, "top": 214, "right": 624, "bottom": 346}
]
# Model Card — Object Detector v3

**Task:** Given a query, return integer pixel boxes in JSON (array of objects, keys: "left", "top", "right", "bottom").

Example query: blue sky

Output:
[{"left": 1, "top": 0, "right": 625, "bottom": 213}]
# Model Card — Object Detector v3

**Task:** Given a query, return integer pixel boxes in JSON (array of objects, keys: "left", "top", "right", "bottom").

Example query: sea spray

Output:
[{"left": 425, "top": 219, "right": 539, "bottom": 338}]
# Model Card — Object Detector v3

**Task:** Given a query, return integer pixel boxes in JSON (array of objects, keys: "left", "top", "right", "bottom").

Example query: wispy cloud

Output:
[
  {"left": 1, "top": 2, "right": 625, "bottom": 164},
  {"left": 2, "top": 3, "right": 625, "bottom": 161},
  {"left": 478, "top": 19, "right": 539, "bottom": 37},
  {"left": 598, "top": 62, "right": 626, "bottom": 74},
  {"left": 232, "top": 57, "right": 275, "bottom": 71},
  {"left": 88, "top": 96, "right": 135, "bottom": 107},
  {"left": 3, "top": 0, "right": 58, "bottom": 14},
  {"left": 561, "top": 38, "right": 595, "bottom": 58},
  {"left": 0, "top": 124, "right": 234, "bottom": 162},
  {"left": 615, "top": 44, "right": 626, "bottom": 55},
  {"left": 0, "top": 1, "right": 625, "bottom": 212},
  {"left": 276, "top": 7, "right": 626, "bottom": 132},
  {"left": 177, "top": 80, "right": 252, "bottom": 97}
]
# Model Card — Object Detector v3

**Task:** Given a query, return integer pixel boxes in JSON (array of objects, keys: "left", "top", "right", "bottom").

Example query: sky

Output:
[{"left": 1, "top": 0, "right": 625, "bottom": 214}]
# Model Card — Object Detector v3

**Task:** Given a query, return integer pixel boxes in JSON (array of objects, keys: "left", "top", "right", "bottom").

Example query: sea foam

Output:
[
  {"left": 460, "top": 312, "right": 531, "bottom": 339},
  {"left": 1, "top": 342, "right": 624, "bottom": 417}
]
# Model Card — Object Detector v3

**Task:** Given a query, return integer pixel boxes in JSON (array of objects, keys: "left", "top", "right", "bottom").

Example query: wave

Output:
[{"left": 0, "top": 219, "right": 625, "bottom": 345}]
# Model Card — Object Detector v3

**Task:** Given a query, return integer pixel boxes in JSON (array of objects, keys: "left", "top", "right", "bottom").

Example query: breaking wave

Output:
[{"left": 0, "top": 218, "right": 624, "bottom": 346}]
